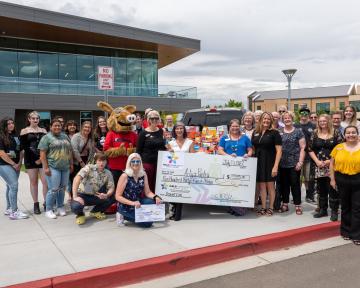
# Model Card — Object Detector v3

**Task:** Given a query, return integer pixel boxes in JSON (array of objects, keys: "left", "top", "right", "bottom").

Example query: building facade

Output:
[
  {"left": 248, "top": 84, "right": 360, "bottom": 118},
  {"left": 0, "top": 1, "right": 201, "bottom": 128}
]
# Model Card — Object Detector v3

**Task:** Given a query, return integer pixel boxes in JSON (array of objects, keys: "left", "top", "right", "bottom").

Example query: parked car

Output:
[{"left": 182, "top": 107, "right": 246, "bottom": 129}]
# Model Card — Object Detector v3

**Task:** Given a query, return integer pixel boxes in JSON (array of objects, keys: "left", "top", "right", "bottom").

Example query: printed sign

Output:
[
  {"left": 97, "top": 66, "right": 114, "bottom": 90},
  {"left": 155, "top": 152, "right": 257, "bottom": 208},
  {"left": 135, "top": 204, "right": 166, "bottom": 223}
]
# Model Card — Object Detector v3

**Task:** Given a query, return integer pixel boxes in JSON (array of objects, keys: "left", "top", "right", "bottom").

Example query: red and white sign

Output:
[{"left": 98, "top": 66, "right": 114, "bottom": 90}]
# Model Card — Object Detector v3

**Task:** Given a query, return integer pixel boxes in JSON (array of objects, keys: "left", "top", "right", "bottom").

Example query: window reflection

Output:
[{"left": 0, "top": 39, "right": 158, "bottom": 97}]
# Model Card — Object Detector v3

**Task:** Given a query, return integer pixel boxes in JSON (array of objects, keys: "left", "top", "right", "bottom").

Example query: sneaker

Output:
[
  {"left": 89, "top": 211, "right": 106, "bottom": 220},
  {"left": 116, "top": 212, "right": 125, "bottom": 227},
  {"left": 75, "top": 215, "right": 86, "bottom": 225},
  {"left": 45, "top": 210, "right": 57, "bottom": 219},
  {"left": 9, "top": 210, "right": 29, "bottom": 220},
  {"left": 4, "top": 208, "right": 12, "bottom": 216},
  {"left": 57, "top": 207, "right": 66, "bottom": 217}
]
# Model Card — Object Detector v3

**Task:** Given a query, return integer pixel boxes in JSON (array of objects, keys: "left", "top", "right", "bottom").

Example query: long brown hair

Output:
[
  {"left": 0, "top": 117, "right": 16, "bottom": 147},
  {"left": 343, "top": 105, "right": 357, "bottom": 126},
  {"left": 255, "top": 112, "right": 274, "bottom": 134}
]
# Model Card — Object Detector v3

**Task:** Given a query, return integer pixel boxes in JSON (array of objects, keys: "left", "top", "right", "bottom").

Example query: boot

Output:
[
  {"left": 313, "top": 209, "right": 328, "bottom": 218},
  {"left": 34, "top": 202, "right": 41, "bottom": 215},
  {"left": 330, "top": 210, "right": 338, "bottom": 222}
]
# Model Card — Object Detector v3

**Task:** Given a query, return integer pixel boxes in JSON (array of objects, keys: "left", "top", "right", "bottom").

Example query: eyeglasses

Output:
[
  {"left": 130, "top": 160, "right": 141, "bottom": 164},
  {"left": 310, "top": 116, "right": 318, "bottom": 119},
  {"left": 278, "top": 110, "right": 286, "bottom": 113},
  {"left": 149, "top": 117, "right": 159, "bottom": 121}
]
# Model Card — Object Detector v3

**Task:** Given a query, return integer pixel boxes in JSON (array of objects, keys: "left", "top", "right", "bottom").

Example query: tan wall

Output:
[{"left": 252, "top": 96, "right": 349, "bottom": 112}]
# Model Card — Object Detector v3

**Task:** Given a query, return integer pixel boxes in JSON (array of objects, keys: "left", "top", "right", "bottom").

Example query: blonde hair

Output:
[
  {"left": 124, "top": 153, "right": 146, "bottom": 177},
  {"left": 281, "top": 111, "right": 295, "bottom": 121},
  {"left": 316, "top": 114, "right": 334, "bottom": 136},
  {"left": 255, "top": 112, "right": 274, "bottom": 134},
  {"left": 147, "top": 110, "right": 160, "bottom": 121},
  {"left": 241, "top": 111, "right": 255, "bottom": 126}
]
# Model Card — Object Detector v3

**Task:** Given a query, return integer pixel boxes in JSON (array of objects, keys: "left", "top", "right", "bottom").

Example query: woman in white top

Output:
[
  {"left": 167, "top": 122, "right": 194, "bottom": 220},
  {"left": 341, "top": 105, "right": 360, "bottom": 132},
  {"left": 240, "top": 111, "right": 255, "bottom": 139}
]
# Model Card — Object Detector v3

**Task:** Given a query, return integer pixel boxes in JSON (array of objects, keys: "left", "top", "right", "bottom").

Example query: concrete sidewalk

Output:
[{"left": 0, "top": 172, "right": 334, "bottom": 287}]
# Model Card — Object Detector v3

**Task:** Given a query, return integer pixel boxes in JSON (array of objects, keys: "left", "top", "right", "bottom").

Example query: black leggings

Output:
[
  {"left": 335, "top": 172, "right": 360, "bottom": 240},
  {"left": 280, "top": 167, "right": 301, "bottom": 205}
]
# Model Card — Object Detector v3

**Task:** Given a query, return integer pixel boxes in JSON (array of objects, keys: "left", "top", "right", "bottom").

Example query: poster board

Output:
[{"left": 155, "top": 151, "right": 257, "bottom": 208}]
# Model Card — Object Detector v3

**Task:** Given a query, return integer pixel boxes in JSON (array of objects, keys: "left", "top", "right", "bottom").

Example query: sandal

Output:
[
  {"left": 280, "top": 203, "right": 289, "bottom": 213},
  {"left": 257, "top": 208, "right": 266, "bottom": 216},
  {"left": 353, "top": 240, "right": 360, "bottom": 245},
  {"left": 266, "top": 208, "right": 274, "bottom": 216},
  {"left": 295, "top": 205, "right": 303, "bottom": 215}
]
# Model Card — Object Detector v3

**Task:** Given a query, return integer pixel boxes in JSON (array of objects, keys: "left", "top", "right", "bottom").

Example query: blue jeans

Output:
[
  {"left": 118, "top": 198, "right": 155, "bottom": 228},
  {"left": 0, "top": 165, "right": 20, "bottom": 211},
  {"left": 71, "top": 193, "right": 112, "bottom": 216},
  {"left": 45, "top": 167, "right": 69, "bottom": 211}
]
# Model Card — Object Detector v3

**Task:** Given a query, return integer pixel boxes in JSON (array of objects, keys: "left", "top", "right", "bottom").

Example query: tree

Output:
[{"left": 225, "top": 99, "right": 243, "bottom": 108}]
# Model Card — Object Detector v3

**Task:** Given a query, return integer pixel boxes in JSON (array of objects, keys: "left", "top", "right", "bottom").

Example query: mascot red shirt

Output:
[{"left": 97, "top": 101, "right": 137, "bottom": 171}]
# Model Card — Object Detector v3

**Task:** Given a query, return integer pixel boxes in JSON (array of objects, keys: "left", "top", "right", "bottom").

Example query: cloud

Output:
[{"left": 5, "top": 0, "right": 360, "bottom": 108}]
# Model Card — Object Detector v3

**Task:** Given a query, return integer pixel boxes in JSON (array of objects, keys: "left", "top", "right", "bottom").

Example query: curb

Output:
[{"left": 6, "top": 221, "right": 340, "bottom": 288}]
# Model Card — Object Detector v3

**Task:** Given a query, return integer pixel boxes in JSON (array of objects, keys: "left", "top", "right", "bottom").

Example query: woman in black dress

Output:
[
  {"left": 20, "top": 111, "right": 48, "bottom": 214},
  {"left": 136, "top": 110, "right": 167, "bottom": 192},
  {"left": 252, "top": 112, "right": 282, "bottom": 216}
]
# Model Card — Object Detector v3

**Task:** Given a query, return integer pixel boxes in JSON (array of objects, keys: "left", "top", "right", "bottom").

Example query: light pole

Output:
[{"left": 282, "top": 69, "right": 297, "bottom": 111}]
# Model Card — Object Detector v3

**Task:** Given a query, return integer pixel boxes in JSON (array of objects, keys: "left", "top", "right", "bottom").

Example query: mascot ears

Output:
[
  {"left": 97, "top": 101, "right": 113, "bottom": 114},
  {"left": 97, "top": 101, "right": 137, "bottom": 114}
]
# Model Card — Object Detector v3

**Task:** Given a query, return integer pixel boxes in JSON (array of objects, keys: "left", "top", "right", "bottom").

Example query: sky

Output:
[{"left": 6, "top": 0, "right": 360, "bottom": 106}]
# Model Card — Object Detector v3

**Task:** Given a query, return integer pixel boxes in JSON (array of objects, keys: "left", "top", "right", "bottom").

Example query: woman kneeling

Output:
[{"left": 115, "top": 153, "right": 162, "bottom": 228}]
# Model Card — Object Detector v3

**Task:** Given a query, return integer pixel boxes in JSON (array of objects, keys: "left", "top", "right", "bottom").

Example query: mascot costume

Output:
[{"left": 97, "top": 101, "right": 138, "bottom": 213}]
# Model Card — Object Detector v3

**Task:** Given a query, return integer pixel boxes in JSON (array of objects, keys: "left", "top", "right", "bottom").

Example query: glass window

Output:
[
  {"left": 111, "top": 56, "right": 127, "bottom": 96},
  {"left": 349, "top": 101, "right": 360, "bottom": 112},
  {"left": 18, "top": 51, "right": 38, "bottom": 92},
  {"left": 59, "top": 54, "right": 77, "bottom": 94},
  {"left": 0, "top": 37, "right": 18, "bottom": 49},
  {"left": 127, "top": 51, "right": 142, "bottom": 96},
  {"left": 39, "top": 53, "right": 59, "bottom": 93},
  {"left": 0, "top": 49, "right": 18, "bottom": 92},
  {"left": 339, "top": 102, "right": 345, "bottom": 110},
  {"left": 316, "top": 102, "right": 330, "bottom": 114},
  {"left": 142, "top": 53, "right": 157, "bottom": 97},
  {"left": 256, "top": 105, "right": 261, "bottom": 110},
  {"left": 77, "top": 55, "right": 94, "bottom": 95}
]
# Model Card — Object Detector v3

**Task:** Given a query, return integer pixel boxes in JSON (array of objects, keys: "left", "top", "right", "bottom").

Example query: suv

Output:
[{"left": 182, "top": 107, "right": 246, "bottom": 128}]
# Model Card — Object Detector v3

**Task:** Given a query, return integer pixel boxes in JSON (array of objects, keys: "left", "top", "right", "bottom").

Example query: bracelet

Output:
[{"left": 153, "top": 195, "right": 161, "bottom": 201}]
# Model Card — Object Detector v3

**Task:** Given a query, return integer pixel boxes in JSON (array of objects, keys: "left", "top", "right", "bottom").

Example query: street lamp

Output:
[{"left": 282, "top": 69, "right": 297, "bottom": 111}]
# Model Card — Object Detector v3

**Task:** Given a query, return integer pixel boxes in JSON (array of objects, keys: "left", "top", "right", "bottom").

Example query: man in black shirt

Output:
[{"left": 295, "top": 107, "right": 316, "bottom": 203}]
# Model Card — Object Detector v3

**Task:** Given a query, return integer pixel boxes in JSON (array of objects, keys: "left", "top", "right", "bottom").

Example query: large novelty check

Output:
[{"left": 155, "top": 152, "right": 257, "bottom": 208}]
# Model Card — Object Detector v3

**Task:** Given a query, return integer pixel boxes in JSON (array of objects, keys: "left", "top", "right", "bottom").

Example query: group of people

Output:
[
  {"left": 229, "top": 104, "right": 360, "bottom": 245},
  {"left": 0, "top": 108, "right": 182, "bottom": 227},
  {"left": 1, "top": 105, "right": 360, "bottom": 244}
]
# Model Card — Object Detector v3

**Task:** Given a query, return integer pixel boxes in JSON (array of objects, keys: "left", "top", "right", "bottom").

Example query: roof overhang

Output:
[{"left": 0, "top": 1, "right": 200, "bottom": 68}]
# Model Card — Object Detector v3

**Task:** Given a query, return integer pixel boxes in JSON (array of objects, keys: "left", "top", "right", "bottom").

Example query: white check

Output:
[{"left": 135, "top": 204, "right": 166, "bottom": 223}]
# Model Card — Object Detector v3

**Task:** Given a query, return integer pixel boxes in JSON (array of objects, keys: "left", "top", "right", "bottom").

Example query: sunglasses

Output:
[
  {"left": 310, "top": 116, "right": 318, "bottom": 119},
  {"left": 149, "top": 117, "right": 159, "bottom": 121},
  {"left": 130, "top": 160, "right": 141, "bottom": 164},
  {"left": 278, "top": 110, "right": 286, "bottom": 113}
]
